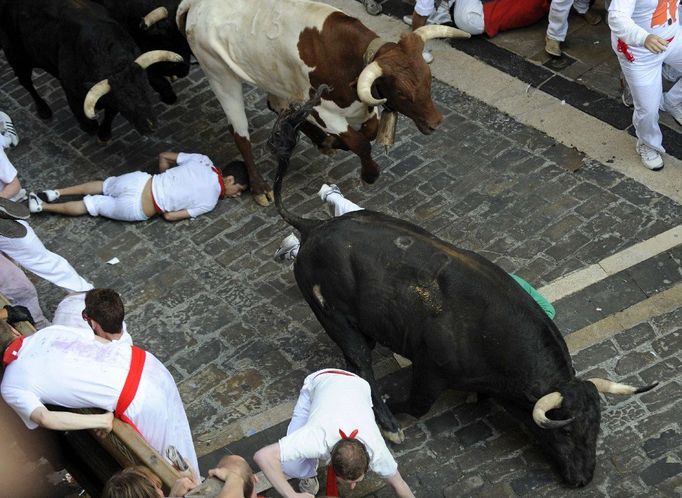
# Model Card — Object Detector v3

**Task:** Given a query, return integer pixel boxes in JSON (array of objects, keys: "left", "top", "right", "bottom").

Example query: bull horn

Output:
[
  {"left": 532, "top": 392, "right": 575, "bottom": 429},
  {"left": 140, "top": 6, "right": 168, "bottom": 29},
  {"left": 413, "top": 25, "right": 471, "bottom": 43},
  {"left": 83, "top": 79, "right": 112, "bottom": 119},
  {"left": 134, "top": 50, "right": 184, "bottom": 70},
  {"left": 588, "top": 378, "right": 658, "bottom": 395},
  {"left": 357, "top": 61, "right": 386, "bottom": 106}
]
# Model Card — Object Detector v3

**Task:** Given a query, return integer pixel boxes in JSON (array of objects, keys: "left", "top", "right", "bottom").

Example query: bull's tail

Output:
[{"left": 268, "top": 86, "right": 329, "bottom": 238}]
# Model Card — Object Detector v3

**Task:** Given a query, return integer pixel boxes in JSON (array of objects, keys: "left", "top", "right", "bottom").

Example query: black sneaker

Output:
[
  {"left": 0, "top": 218, "right": 28, "bottom": 238},
  {"left": 0, "top": 197, "right": 30, "bottom": 220}
]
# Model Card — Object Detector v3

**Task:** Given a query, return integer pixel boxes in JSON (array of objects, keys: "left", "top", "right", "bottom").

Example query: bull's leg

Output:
[
  {"left": 310, "top": 307, "right": 404, "bottom": 443},
  {"left": 388, "top": 350, "right": 447, "bottom": 419},
  {"left": 360, "top": 114, "right": 380, "bottom": 142},
  {"left": 97, "top": 108, "right": 117, "bottom": 143},
  {"left": 197, "top": 61, "right": 272, "bottom": 206},
  {"left": 3, "top": 58, "right": 52, "bottom": 119},
  {"left": 336, "top": 127, "right": 381, "bottom": 184}
]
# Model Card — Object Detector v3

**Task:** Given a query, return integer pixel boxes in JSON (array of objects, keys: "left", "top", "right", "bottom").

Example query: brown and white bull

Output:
[{"left": 176, "top": 0, "right": 469, "bottom": 205}]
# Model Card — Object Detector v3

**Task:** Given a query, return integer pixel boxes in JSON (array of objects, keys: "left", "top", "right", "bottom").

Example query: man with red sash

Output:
[
  {"left": 27, "top": 151, "right": 249, "bottom": 222},
  {"left": 254, "top": 369, "right": 414, "bottom": 498},
  {"left": 0, "top": 288, "right": 199, "bottom": 481}
]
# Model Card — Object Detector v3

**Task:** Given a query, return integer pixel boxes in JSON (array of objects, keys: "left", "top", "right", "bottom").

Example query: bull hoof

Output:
[
  {"left": 37, "top": 106, "right": 53, "bottom": 120},
  {"left": 381, "top": 427, "right": 405, "bottom": 445},
  {"left": 253, "top": 192, "right": 272, "bottom": 207},
  {"left": 160, "top": 92, "right": 178, "bottom": 105},
  {"left": 361, "top": 168, "right": 380, "bottom": 184}
]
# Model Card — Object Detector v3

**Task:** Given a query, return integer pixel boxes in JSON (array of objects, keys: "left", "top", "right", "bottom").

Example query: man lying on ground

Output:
[
  {"left": 0, "top": 288, "right": 200, "bottom": 480},
  {"left": 275, "top": 184, "right": 556, "bottom": 319},
  {"left": 254, "top": 368, "right": 415, "bottom": 498},
  {"left": 28, "top": 152, "right": 249, "bottom": 222}
]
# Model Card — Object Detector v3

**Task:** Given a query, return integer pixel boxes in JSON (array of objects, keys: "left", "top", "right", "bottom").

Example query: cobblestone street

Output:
[{"left": 0, "top": 1, "right": 680, "bottom": 496}]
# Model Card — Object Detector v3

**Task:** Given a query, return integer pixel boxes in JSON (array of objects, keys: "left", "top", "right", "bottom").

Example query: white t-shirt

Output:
[
  {"left": 609, "top": 0, "right": 680, "bottom": 47},
  {"left": 278, "top": 369, "right": 398, "bottom": 478},
  {"left": 151, "top": 152, "right": 222, "bottom": 218},
  {"left": 1, "top": 325, "right": 199, "bottom": 477},
  {"left": 0, "top": 149, "right": 17, "bottom": 191},
  {"left": 52, "top": 293, "right": 132, "bottom": 345}
]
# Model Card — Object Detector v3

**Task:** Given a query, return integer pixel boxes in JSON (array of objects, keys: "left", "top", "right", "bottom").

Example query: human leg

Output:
[
  {"left": 81, "top": 172, "right": 150, "bottom": 221},
  {"left": 661, "top": 38, "right": 682, "bottom": 125},
  {"left": 0, "top": 221, "right": 92, "bottom": 292},
  {"left": 413, "top": 0, "right": 436, "bottom": 62},
  {"left": 31, "top": 196, "right": 89, "bottom": 216},
  {"left": 546, "top": 0, "right": 573, "bottom": 55},
  {"left": 319, "top": 184, "right": 363, "bottom": 217},
  {"left": 0, "top": 252, "right": 50, "bottom": 329},
  {"left": 452, "top": 0, "right": 484, "bottom": 35},
  {"left": 280, "top": 381, "right": 318, "bottom": 480},
  {"left": 55, "top": 181, "right": 105, "bottom": 197}
]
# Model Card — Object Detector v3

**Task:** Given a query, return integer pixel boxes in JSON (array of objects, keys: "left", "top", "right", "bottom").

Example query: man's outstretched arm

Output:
[
  {"left": 385, "top": 471, "right": 415, "bottom": 498},
  {"left": 30, "top": 406, "right": 114, "bottom": 432},
  {"left": 253, "top": 443, "right": 313, "bottom": 498},
  {"left": 158, "top": 151, "right": 179, "bottom": 172},
  {"left": 162, "top": 209, "right": 191, "bottom": 221}
]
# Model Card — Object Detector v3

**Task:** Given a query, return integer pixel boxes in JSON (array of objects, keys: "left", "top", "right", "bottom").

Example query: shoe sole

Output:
[
  {"left": 0, "top": 218, "right": 28, "bottom": 238},
  {"left": 0, "top": 197, "right": 30, "bottom": 220}
]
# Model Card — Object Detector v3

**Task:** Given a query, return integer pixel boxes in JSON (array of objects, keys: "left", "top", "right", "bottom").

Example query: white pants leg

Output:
[
  {"left": 0, "top": 221, "right": 92, "bottom": 292},
  {"left": 572, "top": 0, "right": 590, "bottom": 15},
  {"left": 661, "top": 35, "right": 682, "bottom": 113},
  {"left": 0, "top": 253, "right": 50, "bottom": 329},
  {"left": 452, "top": 0, "right": 485, "bottom": 35},
  {"left": 281, "top": 382, "right": 317, "bottom": 479},
  {"left": 326, "top": 193, "right": 364, "bottom": 217},
  {"left": 547, "top": 0, "right": 574, "bottom": 41},
  {"left": 414, "top": 0, "right": 436, "bottom": 16}
]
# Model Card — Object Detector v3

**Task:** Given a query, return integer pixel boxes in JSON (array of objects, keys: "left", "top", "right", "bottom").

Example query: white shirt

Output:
[
  {"left": 1, "top": 325, "right": 199, "bottom": 477},
  {"left": 609, "top": 0, "right": 680, "bottom": 47},
  {"left": 278, "top": 369, "right": 398, "bottom": 478},
  {"left": 52, "top": 293, "right": 132, "bottom": 345},
  {"left": 151, "top": 152, "right": 222, "bottom": 218}
]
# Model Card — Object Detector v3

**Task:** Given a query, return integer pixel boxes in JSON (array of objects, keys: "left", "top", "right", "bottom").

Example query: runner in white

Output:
[
  {"left": 0, "top": 289, "right": 199, "bottom": 480},
  {"left": 28, "top": 151, "right": 249, "bottom": 221},
  {"left": 254, "top": 368, "right": 414, "bottom": 498},
  {"left": 609, "top": 0, "right": 682, "bottom": 170}
]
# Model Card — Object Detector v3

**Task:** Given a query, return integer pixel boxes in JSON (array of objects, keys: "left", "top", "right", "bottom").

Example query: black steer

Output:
[
  {"left": 90, "top": 0, "right": 191, "bottom": 104},
  {"left": 0, "top": 0, "right": 183, "bottom": 141},
  {"left": 269, "top": 96, "right": 658, "bottom": 487}
]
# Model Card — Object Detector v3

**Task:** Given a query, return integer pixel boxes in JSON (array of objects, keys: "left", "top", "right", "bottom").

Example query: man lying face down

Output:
[{"left": 0, "top": 288, "right": 200, "bottom": 481}]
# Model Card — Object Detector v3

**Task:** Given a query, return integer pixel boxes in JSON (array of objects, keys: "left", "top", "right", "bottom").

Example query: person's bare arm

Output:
[
  {"left": 158, "top": 151, "right": 179, "bottom": 172},
  {"left": 162, "top": 210, "right": 191, "bottom": 221},
  {"left": 30, "top": 407, "right": 114, "bottom": 432},
  {"left": 0, "top": 176, "right": 21, "bottom": 199},
  {"left": 385, "top": 472, "right": 415, "bottom": 498},
  {"left": 253, "top": 444, "right": 313, "bottom": 498}
]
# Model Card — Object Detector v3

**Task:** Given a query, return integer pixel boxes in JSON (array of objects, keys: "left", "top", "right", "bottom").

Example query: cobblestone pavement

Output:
[{"left": 1, "top": 24, "right": 680, "bottom": 498}]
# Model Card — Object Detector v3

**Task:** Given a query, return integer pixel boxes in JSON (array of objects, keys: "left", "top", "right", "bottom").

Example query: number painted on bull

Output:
[{"left": 250, "top": 7, "right": 283, "bottom": 40}]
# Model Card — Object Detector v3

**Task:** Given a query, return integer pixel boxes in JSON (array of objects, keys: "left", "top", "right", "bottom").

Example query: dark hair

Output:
[
  {"left": 0, "top": 320, "right": 17, "bottom": 355},
  {"left": 330, "top": 439, "right": 370, "bottom": 481},
  {"left": 85, "top": 288, "right": 124, "bottom": 334},
  {"left": 102, "top": 466, "right": 161, "bottom": 498},
  {"left": 221, "top": 160, "right": 250, "bottom": 190}
]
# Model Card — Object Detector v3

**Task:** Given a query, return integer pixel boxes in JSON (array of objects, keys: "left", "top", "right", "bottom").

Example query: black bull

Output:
[{"left": 269, "top": 95, "right": 657, "bottom": 487}]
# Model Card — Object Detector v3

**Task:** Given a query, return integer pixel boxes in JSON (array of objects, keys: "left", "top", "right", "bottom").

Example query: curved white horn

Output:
[
  {"left": 83, "top": 79, "right": 112, "bottom": 119},
  {"left": 141, "top": 6, "right": 168, "bottom": 29},
  {"left": 357, "top": 61, "right": 386, "bottom": 106},
  {"left": 413, "top": 25, "right": 471, "bottom": 43},
  {"left": 588, "top": 378, "right": 658, "bottom": 395},
  {"left": 134, "top": 50, "right": 184, "bottom": 70},
  {"left": 532, "top": 392, "right": 574, "bottom": 429}
]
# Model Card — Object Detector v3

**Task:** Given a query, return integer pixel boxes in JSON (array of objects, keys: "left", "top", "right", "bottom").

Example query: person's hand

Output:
[
  {"left": 644, "top": 34, "right": 669, "bottom": 54},
  {"left": 4, "top": 305, "right": 35, "bottom": 326},
  {"left": 170, "top": 477, "right": 196, "bottom": 497},
  {"left": 93, "top": 412, "right": 114, "bottom": 439}
]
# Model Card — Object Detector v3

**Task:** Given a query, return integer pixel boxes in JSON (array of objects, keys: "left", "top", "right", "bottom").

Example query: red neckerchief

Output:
[
  {"left": 2, "top": 336, "right": 25, "bottom": 367},
  {"left": 114, "top": 346, "right": 146, "bottom": 435},
  {"left": 212, "top": 166, "right": 226, "bottom": 199}
]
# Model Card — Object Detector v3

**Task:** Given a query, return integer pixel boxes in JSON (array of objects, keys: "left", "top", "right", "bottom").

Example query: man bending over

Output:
[{"left": 28, "top": 152, "right": 249, "bottom": 222}]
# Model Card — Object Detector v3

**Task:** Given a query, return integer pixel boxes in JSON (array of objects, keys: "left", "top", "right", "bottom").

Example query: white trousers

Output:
[
  {"left": 0, "top": 253, "right": 50, "bottom": 329},
  {"left": 83, "top": 171, "right": 150, "bottom": 221},
  {"left": 452, "top": 0, "right": 485, "bottom": 35},
  {"left": 281, "top": 381, "right": 316, "bottom": 479},
  {"left": 0, "top": 221, "right": 92, "bottom": 293},
  {"left": 547, "top": 0, "right": 591, "bottom": 41},
  {"left": 615, "top": 33, "right": 682, "bottom": 152},
  {"left": 415, "top": 0, "right": 436, "bottom": 16}
]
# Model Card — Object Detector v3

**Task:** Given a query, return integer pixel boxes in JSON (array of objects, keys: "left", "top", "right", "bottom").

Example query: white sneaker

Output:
[
  {"left": 38, "top": 189, "right": 61, "bottom": 202},
  {"left": 274, "top": 233, "right": 300, "bottom": 262},
  {"left": 318, "top": 183, "right": 341, "bottom": 202},
  {"left": 636, "top": 143, "right": 664, "bottom": 171},
  {"left": 0, "top": 111, "right": 19, "bottom": 147},
  {"left": 402, "top": 15, "right": 413, "bottom": 26},
  {"left": 422, "top": 50, "right": 434, "bottom": 64},
  {"left": 28, "top": 192, "right": 43, "bottom": 213},
  {"left": 9, "top": 188, "right": 27, "bottom": 203},
  {"left": 299, "top": 477, "right": 319, "bottom": 495}
]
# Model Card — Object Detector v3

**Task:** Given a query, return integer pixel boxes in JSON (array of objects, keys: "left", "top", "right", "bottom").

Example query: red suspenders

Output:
[{"left": 114, "top": 345, "right": 146, "bottom": 435}]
